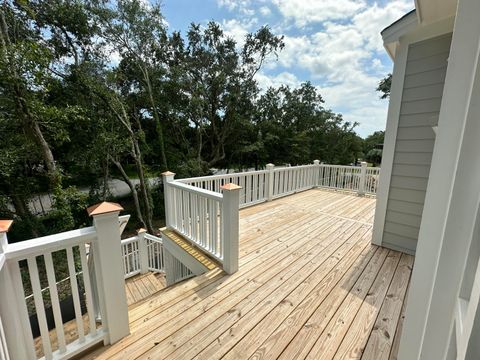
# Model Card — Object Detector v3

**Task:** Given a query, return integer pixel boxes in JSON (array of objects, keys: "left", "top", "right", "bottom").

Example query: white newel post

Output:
[
  {"left": 162, "top": 171, "right": 176, "bottom": 228},
  {"left": 0, "top": 220, "right": 36, "bottom": 360},
  {"left": 358, "top": 161, "right": 368, "bottom": 196},
  {"left": 221, "top": 183, "right": 241, "bottom": 274},
  {"left": 313, "top": 160, "right": 320, "bottom": 188},
  {"left": 87, "top": 202, "right": 130, "bottom": 344},
  {"left": 137, "top": 228, "right": 149, "bottom": 274},
  {"left": 266, "top": 163, "right": 275, "bottom": 201}
]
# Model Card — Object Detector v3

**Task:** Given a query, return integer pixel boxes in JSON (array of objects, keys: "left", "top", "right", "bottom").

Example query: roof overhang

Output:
[
  {"left": 415, "top": 0, "right": 457, "bottom": 25},
  {"left": 381, "top": 10, "right": 418, "bottom": 59},
  {"left": 382, "top": 0, "right": 458, "bottom": 60}
]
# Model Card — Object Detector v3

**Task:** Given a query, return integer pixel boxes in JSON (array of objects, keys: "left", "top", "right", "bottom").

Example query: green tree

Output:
[
  {"left": 377, "top": 74, "right": 392, "bottom": 99},
  {"left": 255, "top": 82, "right": 361, "bottom": 166},
  {"left": 170, "top": 22, "right": 284, "bottom": 172},
  {"left": 363, "top": 131, "right": 384, "bottom": 166}
]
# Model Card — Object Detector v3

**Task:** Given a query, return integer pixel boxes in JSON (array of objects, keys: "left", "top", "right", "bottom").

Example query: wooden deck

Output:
[
  {"left": 34, "top": 273, "right": 165, "bottom": 358},
  {"left": 125, "top": 272, "right": 167, "bottom": 305},
  {"left": 81, "top": 189, "right": 413, "bottom": 360}
]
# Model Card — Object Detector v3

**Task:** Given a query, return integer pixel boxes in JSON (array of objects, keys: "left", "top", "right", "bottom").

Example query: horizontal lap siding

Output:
[{"left": 383, "top": 33, "right": 452, "bottom": 254}]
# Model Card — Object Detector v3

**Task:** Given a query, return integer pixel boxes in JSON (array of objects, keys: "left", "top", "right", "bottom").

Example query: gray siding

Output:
[{"left": 383, "top": 33, "right": 452, "bottom": 254}]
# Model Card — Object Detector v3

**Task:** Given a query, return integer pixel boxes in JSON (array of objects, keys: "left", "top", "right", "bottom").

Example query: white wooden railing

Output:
[
  {"left": 0, "top": 203, "right": 130, "bottom": 360},
  {"left": 162, "top": 172, "right": 240, "bottom": 274},
  {"left": 121, "top": 231, "right": 165, "bottom": 279},
  {"left": 271, "top": 164, "right": 317, "bottom": 198},
  {"left": 178, "top": 161, "right": 380, "bottom": 203},
  {"left": 179, "top": 170, "right": 268, "bottom": 208},
  {"left": 162, "top": 161, "right": 379, "bottom": 275}
]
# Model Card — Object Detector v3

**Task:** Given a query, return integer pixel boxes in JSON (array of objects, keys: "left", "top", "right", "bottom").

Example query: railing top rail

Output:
[
  {"left": 144, "top": 233, "right": 162, "bottom": 243},
  {"left": 317, "top": 163, "right": 380, "bottom": 170},
  {"left": 5, "top": 226, "right": 97, "bottom": 261},
  {"left": 177, "top": 169, "right": 268, "bottom": 183},
  {"left": 273, "top": 164, "right": 315, "bottom": 172},
  {"left": 121, "top": 236, "right": 139, "bottom": 245},
  {"left": 168, "top": 180, "right": 223, "bottom": 201}
]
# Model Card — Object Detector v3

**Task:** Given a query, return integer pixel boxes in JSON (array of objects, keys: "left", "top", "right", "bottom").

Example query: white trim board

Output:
[{"left": 398, "top": 0, "right": 480, "bottom": 358}]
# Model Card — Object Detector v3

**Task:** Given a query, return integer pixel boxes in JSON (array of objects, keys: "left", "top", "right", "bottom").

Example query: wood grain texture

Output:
[{"left": 79, "top": 189, "right": 412, "bottom": 360}]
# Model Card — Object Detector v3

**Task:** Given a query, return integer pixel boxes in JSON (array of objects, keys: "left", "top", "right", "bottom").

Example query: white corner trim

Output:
[
  {"left": 372, "top": 41, "right": 409, "bottom": 247},
  {"left": 415, "top": 0, "right": 423, "bottom": 23},
  {"left": 398, "top": 0, "right": 480, "bottom": 357}
]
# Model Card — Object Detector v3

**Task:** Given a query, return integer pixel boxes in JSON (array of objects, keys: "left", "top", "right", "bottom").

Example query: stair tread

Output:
[{"left": 162, "top": 229, "right": 220, "bottom": 270}]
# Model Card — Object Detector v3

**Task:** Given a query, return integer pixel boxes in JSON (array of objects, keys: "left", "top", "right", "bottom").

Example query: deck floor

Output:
[
  {"left": 34, "top": 273, "right": 166, "bottom": 358},
  {"left": 82, "top": 189, "right": 413, "bottom": 360}
]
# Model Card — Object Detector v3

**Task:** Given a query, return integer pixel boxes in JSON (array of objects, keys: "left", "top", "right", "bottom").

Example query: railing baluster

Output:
[
  {"left": 0, "top": 315, "right": 9, "bottom": 360},
  {"left": 66, "top": 246, "right": 85, "bottom": 342},
  {"left": 44, "top": 252, "right": 67, "bottom": 353},
  {"left": 27, "top": 256, "right": 53, "bottom": 359},
  {"left": 79, "top": 244, "right": 97, "bottom": 337},
  {"left": 246, "top": 174, "right": 252, "bottom": 203}
]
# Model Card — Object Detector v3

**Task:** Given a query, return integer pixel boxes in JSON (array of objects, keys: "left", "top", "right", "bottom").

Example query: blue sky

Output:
[{"left": 161, "top": 0, "right": 414, "bottom": 137}]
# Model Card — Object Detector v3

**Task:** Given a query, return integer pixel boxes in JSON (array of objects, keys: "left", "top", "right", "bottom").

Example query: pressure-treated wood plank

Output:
[
  {"left": 127, "top": 214, "right": 334, "bottom": 327},
  {"left": 192, "top": 226, "right": 370, "bottom": 360},
  {"left": 361, "top": 254, "right": 413, "bottom": 359},
  {"left": 127, "top": 216, "right": 343, "bottom": 332},
  {"left": 388, "top": 284, "right": 410, "bottom": 360},
  {"left": 220, "top": 231, "right": 373, "bottom": 360},
  {"left": 90, "top": 214, "right": 357, "bottom": 359},
  {"left": 304, "top": 250, "right": 401, "bottom": 360},
  {"left": 118, "top": 221, "right": 363, "bottom": 359},
  {"left": 162, "top": 229, "right": 219, "bottom": 270},
  {"left": 248, "top": 241, "right": 378, "bottom": 360},
  {"left": 277, "top": 247, "right": 390, "bottom": 360},
  {"left": 80, "top": 190, "right": 411, "bottom": 360},
  {"left": 146, "top": 226, "right": 371, "bottom": 360},
  {"left": 330, "top": 252, "right": 402, "bottom": 360}
]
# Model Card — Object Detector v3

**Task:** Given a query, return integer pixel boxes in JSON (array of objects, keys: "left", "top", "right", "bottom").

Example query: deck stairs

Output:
[{"left": 161, "top": 228, "right": 221, "bottom": 286}]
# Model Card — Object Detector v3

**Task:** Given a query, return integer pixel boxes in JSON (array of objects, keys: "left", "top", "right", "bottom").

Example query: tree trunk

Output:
[
  {"left": 10, "top": 193, "right": 40, "bottom": 238},
  {"left": 110, "top": 158, "right": 147, "bottom": 231},
  {"left": 0, "top": 7, "right": 60, "bottom": 189},
  {"left": 132, "top": 140, "right": 155, "bottom": 234},
  {"left": 143, "top": 69, "right": 168, "bottom": 171}
]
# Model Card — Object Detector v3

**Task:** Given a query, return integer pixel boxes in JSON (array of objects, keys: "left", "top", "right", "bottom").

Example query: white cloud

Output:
[
  {"left": 269, "top": 0, "right": 412, "bottom": 136},
  {"left": 259, "top": 6, "right": 271, "bottom": 16},
  {"left": 272, "top": 0, "right": 367, "bottom": 27},
  {"left": 215, "top": 0, "right": 414, "bottom": 136},
  {"left": 222, "top": 18, "right": 257, "bottom": 45},
  {"left": 217, "top": 0, "right": 255, "bottom": 15},
  {"left": 255, "top": 71, "right": 301, "bottom": 90}
]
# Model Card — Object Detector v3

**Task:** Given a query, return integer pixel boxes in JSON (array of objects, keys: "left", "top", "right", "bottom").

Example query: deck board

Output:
[
  {"left": 80, "top": 189, "right": 411, "bottom": 360},
  {"left": 34, "top": 272, "right": 165, "bottom": 358}
]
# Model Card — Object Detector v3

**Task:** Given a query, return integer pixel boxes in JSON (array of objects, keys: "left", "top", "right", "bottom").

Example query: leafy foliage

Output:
[
  {"left": 0, "top": 0, "right": 379, "bottom": 243},
  {"left": 377, "top": 74, "right": 392, "bottom": 99}
]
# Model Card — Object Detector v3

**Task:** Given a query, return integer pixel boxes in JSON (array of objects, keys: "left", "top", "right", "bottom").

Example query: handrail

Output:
[
  {"left": 144, "top": 233, "right": 162, "bottom": 242},
  {"left": 5, "top": 226, "right": 97, "bottom": 261},
  {"left": 121, "top": 236, "right": 139, "bottom": 245},
  {"left": 178, "top": 169, "right": 268, "bottom": 183},
  {"left": 167, "top": 180, "right": 223, "bottom": 201}
]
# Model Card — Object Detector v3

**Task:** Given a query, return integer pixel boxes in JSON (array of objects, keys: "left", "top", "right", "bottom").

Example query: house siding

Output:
[{"left": 383, "top": 33, "right": 452, "bottom": 254}]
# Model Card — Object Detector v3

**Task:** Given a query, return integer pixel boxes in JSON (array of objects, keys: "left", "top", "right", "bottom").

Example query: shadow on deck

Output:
[{"left": 80, "top": 189, "right": 412, "bottom": 360}]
